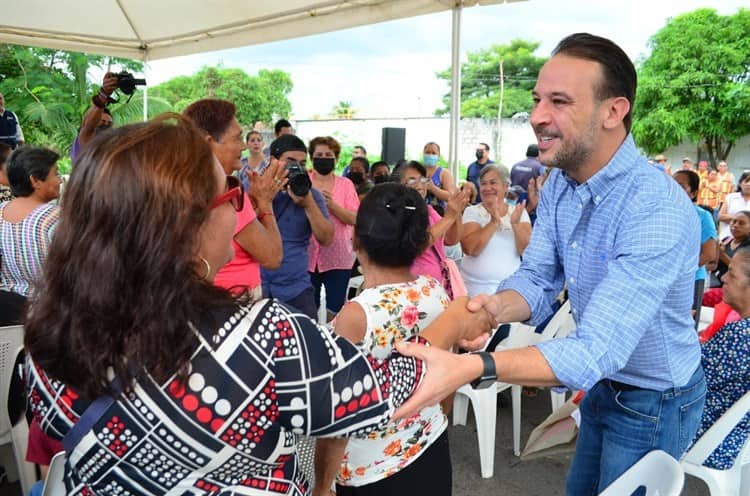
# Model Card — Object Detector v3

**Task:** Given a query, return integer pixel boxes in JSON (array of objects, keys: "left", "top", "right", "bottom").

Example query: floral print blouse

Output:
[
  {"left": 694, "top": 317, "right": 750, "bottom": 469},
  {"left": 337, "top": 275, "right": 451, "bottom": 486}
]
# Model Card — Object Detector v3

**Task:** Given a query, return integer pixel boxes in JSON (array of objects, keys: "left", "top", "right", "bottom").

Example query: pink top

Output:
[
  {"left": 213, "top": 192, "right": 260, "bottom": 292},
  {"left": 410, "top": 205, "right": 445, "bottom": 285},
  {"left": 308, "top": 174, "right": 360, "bottom": 272}
]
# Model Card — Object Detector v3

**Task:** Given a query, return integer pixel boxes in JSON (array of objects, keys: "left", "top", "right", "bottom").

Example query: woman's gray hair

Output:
[{"left": 479, "top": 164, "right": 510, "bottom": 183}]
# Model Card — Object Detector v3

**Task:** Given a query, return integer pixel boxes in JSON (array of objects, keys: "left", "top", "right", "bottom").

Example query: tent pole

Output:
[
  {"left": 449, "top": 4, "right": 462, "bottom": 181},
  {"left": 142, "top": 52, "right": 149, "bottom": 122}
]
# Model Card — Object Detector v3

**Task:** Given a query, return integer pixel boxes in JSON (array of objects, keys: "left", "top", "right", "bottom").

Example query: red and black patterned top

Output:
[{"left": 25, "top": 299, "right": 427, "bottom": 495}]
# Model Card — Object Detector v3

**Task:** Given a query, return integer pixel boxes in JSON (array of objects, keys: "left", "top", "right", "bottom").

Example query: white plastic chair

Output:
[
  {"left": 681, "top": 390, "right": 750, "bottom": 496},
  {"left": 452, "top": 301, "right": 575, "bottom": 477},
  {"left": 0, "top": 325, "right": 37, "bottom": 495},
  {"left": 599, "top": 450, "right": 684, "bottom": 496},
  {"left": 41, "top": 451, "right": 66, "bottom": 496}
]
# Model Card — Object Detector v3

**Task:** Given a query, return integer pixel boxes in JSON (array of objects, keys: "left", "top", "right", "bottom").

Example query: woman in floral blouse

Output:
[
  {"left": 693, "top": 246, "right": 750, "bottom": 469},
  {"left": 314, "top": 183, "right": 456, "bottom": 496}
]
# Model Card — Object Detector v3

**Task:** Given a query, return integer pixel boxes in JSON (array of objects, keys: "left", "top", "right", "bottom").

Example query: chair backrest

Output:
[
  {"left": 682, "top": 390, "right": 750, "bottom": 468},
  {"left": 42, "top": 451, "right": 67, "bottom": 496},
  {"left": 537, "top": 300, "right": 574, "bottom": 342},
  {"left": 599, "top": 450, "right": 684, "bottom": 496},
  {"left": 0, "top": 325, "right": 24, "bottom": 437}
]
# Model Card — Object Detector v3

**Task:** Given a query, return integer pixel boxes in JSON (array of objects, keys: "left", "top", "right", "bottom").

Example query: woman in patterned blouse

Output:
[
  {"left": 693, "top": 246, "right": 750, "bottom": 469},
  {"left": 23, "top": 114, "right": 491, "bottom": 495},
  {"left": 0, "top": 146, "right": 61, "bottom": 318}
]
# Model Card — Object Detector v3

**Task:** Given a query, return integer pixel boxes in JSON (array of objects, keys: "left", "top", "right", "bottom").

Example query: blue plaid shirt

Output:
[{"left": 499, "top": 135, "right": 701, "bottom": 391}]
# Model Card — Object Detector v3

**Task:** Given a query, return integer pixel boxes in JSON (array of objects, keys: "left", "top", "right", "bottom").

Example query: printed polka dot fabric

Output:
[
  {"left": 694, "top": 317, "right": 750, "bottom": 469},
  {"left": 25, "top": 299, "right": 428, "bottom": 495}
]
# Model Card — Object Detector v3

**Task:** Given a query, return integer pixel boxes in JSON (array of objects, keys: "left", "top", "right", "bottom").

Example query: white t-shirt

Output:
[
  {"left": 720, "top": 192, "right": 750, "bottom": 239},
  {"left": 459, "top": 203, "right": 530, "bottom": 296}
]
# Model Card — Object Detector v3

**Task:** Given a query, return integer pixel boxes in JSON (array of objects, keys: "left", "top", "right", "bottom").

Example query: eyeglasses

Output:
[
  {"left": 405, "top": 177, "right": 431, "bottom": 186},
  {"left": 210, "top": 175, "right": 244, "bottom": 211}
]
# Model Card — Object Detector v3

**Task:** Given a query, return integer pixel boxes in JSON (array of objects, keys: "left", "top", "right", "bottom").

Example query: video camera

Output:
[{"left": 284, "top": 160, "right": 312, "bottom": 197}]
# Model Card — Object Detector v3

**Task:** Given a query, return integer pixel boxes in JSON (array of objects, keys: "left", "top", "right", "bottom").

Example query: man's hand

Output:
[
  {"left": 101, "top": 72, "right": 119, "bottom": 97},
  {"left": 288, "top": 188, "right": 312, "bottom": 207},
  {"left": 393, "top": 342, "right": 481, "bottom": 420},
  {"left": 248, "top": 159, "right": 287, "bottom": 209},
  {"left": 467, "top": 294, "right": 503, "bottom": 327}
]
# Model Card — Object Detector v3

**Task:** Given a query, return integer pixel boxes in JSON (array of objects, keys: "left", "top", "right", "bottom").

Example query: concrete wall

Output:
[{"left": 295, "top": 116, "right": 750, "bottom": 178}]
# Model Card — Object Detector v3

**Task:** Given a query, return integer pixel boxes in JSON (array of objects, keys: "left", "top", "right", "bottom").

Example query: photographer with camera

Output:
[
  {"left": 262, "top": 134, "right": 333, "bottom": 319},
  {"left": 70, "top": 71, "right": 145, "bottom": 161}
]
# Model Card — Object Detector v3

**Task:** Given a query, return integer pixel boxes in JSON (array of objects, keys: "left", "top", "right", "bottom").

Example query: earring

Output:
[{"left": 199, "top": 257, "right": 211, "bottom": 280}]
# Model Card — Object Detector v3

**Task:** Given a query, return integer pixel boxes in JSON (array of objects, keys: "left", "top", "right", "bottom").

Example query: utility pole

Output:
[{"left": 495, "top": 59, "right": 504, "bottom": 163}]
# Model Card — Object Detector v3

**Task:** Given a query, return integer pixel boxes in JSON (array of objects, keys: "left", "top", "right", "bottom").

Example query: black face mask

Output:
[
  {"left": 313, "top": 157, "right": 335, "bottom": 175},
  {"left": 475, "top": 149, "right": 484, "bottom": 160},
  {"left": 348, "top": 171, "right": 365, "bottom": 185},
  {"left": 373, "top": 174, "right": 389, "bottom": 184}
]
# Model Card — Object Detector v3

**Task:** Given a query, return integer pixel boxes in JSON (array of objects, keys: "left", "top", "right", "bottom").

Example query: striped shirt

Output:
[
  {"left": 499, "top": 135, "right": 701, "bottom": 391},
  {"left": 0, "top": 202, "right": 60, "bottom": 297}
]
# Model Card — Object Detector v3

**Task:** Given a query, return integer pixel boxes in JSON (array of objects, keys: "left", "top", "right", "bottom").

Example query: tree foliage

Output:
[
  {"left": 150, "top": 66, "right": 293, "bottom": 126},
  {"left": 633, "top": 8, "right": 750, "bottom": 163},
  {"left": 435, "top": 39, "right": 547, "bottom": 118},
  {"left": 0, "top": 44, "right": 156, "bottom": 153}
]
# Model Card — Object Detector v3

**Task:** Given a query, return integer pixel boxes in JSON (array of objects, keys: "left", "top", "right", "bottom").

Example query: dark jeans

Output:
[
  {"left": 282, "top": 286, "right": 318, "bottom": 321},
  {"left": 336, "top": 430, "right": 452, "bottom": 496},
  {"left": 566, "top": 365, "right": 706, "bottom": 495},
  {"left": 310, "top": 269, "right": 351, "bottom": 314}
]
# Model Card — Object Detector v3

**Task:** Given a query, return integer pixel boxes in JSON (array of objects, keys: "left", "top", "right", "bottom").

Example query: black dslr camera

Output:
[
  {"left": 115, "top": 71, "right": 147, "bottom": 95},
  {"left": 285, "top": 160, "right": 311, "bottom": 197}
]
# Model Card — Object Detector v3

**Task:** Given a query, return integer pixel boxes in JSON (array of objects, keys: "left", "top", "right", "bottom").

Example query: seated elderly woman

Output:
[
  {"left": 459, "top": 165, "right": 531, "bottom": 296},
  {"left": 314, "top": 183, "right": 454, "bottom": 496},
  {"left": 23, "top": 115, "right": 490, "bottom": 495},
  {"left": 0, "top": 146, "right": 61, "bottom": 323},
  {"left": 693, "top": 247, "right": 750, "bottom": 469}
]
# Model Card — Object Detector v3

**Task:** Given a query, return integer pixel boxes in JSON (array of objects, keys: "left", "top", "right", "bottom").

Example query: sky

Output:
[{"left": 144, "top": 0, "right": 747, "bottom": 120}]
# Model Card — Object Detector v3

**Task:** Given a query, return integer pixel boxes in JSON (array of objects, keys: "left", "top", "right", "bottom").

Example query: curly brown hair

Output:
[
  {"left": 183, "top": 98, "right": 237, "bottom": 141},
  {"left": 24, "top": 114, "right": 236, "bottom": 398}
]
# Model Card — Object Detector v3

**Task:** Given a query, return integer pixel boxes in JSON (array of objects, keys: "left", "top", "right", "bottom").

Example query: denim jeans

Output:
[{"left": 566, "top": 365, "right": 706, "bottom": 495}]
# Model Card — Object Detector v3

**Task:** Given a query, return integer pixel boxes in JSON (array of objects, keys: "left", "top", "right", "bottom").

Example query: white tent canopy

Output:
[
  {"left": 1, "top": 0, "right": 519, "bottom": 61},
  {"left": 1, "top": 0, "right": 524, "bottom": 173}
]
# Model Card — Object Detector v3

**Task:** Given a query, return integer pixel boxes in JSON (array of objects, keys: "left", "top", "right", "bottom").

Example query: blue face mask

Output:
[
  {"left": 504, "top": 197, "right": 517, "bottom": 207},
  {"left": 423, "top": 154, "right": 439, "bottom": 166}
]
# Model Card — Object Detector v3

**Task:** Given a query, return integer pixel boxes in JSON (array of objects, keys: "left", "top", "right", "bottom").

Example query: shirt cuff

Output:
[{"left": 497, "top": 273, "right": 553, "bottom": 327}]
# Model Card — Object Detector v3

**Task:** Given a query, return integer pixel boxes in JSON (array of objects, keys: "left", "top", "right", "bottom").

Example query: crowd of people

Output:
[{"left": 1, "top": 31, "right": 749, "bottom": 496}]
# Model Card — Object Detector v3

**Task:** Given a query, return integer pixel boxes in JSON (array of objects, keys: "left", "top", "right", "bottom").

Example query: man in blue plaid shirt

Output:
[{"left": 464, "top": 33, "right": 706, "bottom": 494}]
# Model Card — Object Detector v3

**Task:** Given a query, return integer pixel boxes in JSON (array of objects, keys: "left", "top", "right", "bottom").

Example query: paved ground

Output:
[{"left": 1, "top": 390, "right": 713, "bottom": 495}]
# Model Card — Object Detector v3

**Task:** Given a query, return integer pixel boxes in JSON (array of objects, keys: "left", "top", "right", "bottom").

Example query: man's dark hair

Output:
[
  {"left": 371, "top": 161, "right": 390, "bottom": 175},
  {"left": 103, "top": 107, "right": 112, "bottom": 116},
  {"left": 479, "top": 142, "right": 490, "bottom": 152},
  {"left": 354, "top": 145, "right": 367, "bottom": 155},
  {"left": 552, "top": 33, "right": 637, "bottom": 133},
  {"left": 270, "top": 134, "right": 307, "bottom": 159},
  {"left": 274, "top": 119, "right": 292, "bottom": 136},
  {"left": 7, "top": 146, "right": 60, "bottom": 197},
  {"left": 526, "top": 144, "right": 539, "bottom": 157}
]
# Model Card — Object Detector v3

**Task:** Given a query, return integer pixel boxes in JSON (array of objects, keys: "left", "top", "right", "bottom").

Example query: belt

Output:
[{"left": 607, "top": 379, "right": 641, "bottom": 392}]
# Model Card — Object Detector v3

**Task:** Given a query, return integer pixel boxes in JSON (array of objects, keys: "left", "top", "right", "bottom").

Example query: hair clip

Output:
[{"left": 385, "top": 203, "right": 416, "bottom": 211}]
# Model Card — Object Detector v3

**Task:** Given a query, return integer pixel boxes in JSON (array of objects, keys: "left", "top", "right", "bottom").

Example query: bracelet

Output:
[{"left": 258, "top": 211, "right": 274, "bottom": 221}]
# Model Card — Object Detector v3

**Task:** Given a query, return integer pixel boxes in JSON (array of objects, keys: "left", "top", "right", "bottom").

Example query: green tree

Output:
[
  {"left": 331, "top": 101, "right": 356, "bottom": 119},
  {"left": 435, "top": 39, "right": 547, "bottom": 118},
  {"left": 0, "top": 44, "right": 156, "bottom": 153},
  {"left": 150, "top": 66, "right": 293, "bottom": 126},
  {"left": 633, "top": 8, "right": 750, "bottom": 163}
]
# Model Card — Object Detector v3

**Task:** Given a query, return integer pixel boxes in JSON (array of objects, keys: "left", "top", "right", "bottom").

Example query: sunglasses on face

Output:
[
  {"left": 210, "top": 175, "right": 243, "bottom": 211},
  {"left": 405, "top": 177, "right": 431, "bottom": 186}
]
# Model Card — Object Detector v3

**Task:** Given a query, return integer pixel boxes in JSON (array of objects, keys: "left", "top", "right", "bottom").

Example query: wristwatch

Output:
[{"left": 470, "top": 351, "right": 497, "bottom": 389}]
